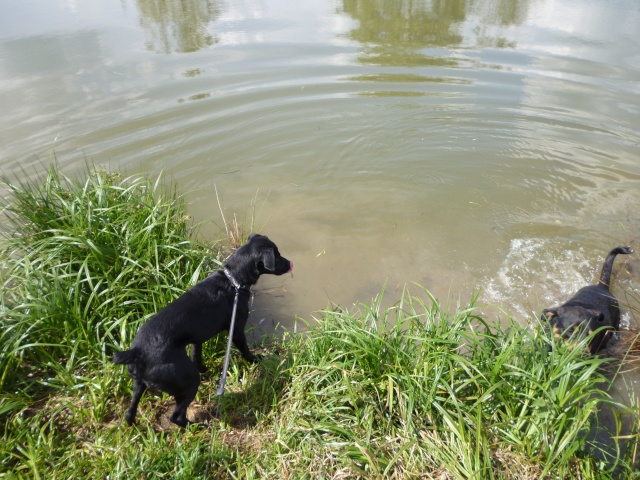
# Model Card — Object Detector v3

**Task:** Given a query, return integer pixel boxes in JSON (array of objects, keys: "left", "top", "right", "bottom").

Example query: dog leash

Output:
[{"left": 216, "top": 268, "right": 244, "bottom": 417}]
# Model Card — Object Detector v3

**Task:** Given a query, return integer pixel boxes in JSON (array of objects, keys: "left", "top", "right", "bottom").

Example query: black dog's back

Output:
[{"left": 131, "top": 272, "right": 234, "bottom": 351}]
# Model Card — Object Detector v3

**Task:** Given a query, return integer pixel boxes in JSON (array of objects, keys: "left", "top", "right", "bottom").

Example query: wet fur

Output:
[
  {"left": 542, "top": 246, "right": 632, "bottom": 353},
  {"left": 112, "top": 234, "right": 292, "bottom": 427}
]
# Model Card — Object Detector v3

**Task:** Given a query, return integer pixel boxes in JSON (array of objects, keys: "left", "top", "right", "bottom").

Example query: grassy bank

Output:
[{"left": 0, "top": 166, "right": 638, "bottom": 479}]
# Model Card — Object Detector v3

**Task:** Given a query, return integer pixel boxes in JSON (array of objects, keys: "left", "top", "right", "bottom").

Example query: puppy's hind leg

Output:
[
  {"left": 169, "top": 381, "right": 200, "bottom": 428},
  {"left": 125, "top": 379, "right": 146, "bottom": 425},
  {"left": 190, "top": 343, "right": 207, "bottom": 373},
  {"left": 165, "top": 360, "right": 201, "bottom": 428}
]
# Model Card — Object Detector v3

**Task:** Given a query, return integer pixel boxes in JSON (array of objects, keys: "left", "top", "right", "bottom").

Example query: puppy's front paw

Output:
[{"left": 243, "top": 353, "right": 262, "bottom": 363}]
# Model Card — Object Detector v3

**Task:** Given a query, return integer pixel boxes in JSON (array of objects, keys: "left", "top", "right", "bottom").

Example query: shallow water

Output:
[{"left": 1, "top": 0, "right": 639, "bottom": 331}]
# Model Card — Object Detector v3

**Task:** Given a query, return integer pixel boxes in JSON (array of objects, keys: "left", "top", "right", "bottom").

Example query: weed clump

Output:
[
  {"left": 0, "top": 165, "right": 217, "bottom": 392},
  {"left": 269, "top": 292, "right": 630, "bottom": 478}
]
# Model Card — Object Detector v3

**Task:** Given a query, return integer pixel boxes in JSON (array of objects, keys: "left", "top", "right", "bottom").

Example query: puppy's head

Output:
[
  {"left": 225, "top": 234, "right": 292, "bottom": 284},
  {"left": 247, "top": 233, "right": 292, "bottom": 275},
  {"left": 541, "top": 307, "right": 610, "bottom": 353}
]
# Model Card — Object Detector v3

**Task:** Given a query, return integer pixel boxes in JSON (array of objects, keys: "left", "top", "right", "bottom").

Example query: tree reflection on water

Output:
[
  {"left": 136, "top": 0, "right": 221, "bottom": 53},
  {"left": 339, "top": 0, "right": 532, "bottom": 67}
]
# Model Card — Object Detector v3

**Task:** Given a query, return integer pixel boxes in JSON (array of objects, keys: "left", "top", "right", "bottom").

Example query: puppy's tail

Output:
[
  {"left": 112, "top": 348, "right": 141, "bottom": 365},
  {"left": 599, "top": 246, "right": 633, "bottom": 288}
]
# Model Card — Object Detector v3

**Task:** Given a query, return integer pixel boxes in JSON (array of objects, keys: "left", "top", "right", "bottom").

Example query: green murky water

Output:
[{"left": 1, "top": 0, "right": 639, "bottom": 331}]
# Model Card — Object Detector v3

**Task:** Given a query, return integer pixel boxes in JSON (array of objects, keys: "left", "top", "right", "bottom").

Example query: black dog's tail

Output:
[
  {"left": 112, "top": 348, "right": 141, "bottom": 365},
  {"left": 599, "top": 246, "right": 633, "bottom": 288}
]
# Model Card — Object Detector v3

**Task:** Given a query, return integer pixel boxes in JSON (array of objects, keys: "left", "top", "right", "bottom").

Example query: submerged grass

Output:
[{"left": 1, "top": 164, "right": 638, "bottom": 479}]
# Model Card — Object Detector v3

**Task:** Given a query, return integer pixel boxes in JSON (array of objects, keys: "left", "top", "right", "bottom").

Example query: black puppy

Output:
[
  {"left": 112, "top": 234, "right": 292, "bottom": 427},
  {"left": 542, "top": 246, "right": 632, "bottom": 353}
]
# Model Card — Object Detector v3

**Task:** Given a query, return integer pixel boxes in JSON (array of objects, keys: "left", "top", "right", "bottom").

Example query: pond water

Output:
[
  {"left": 1, "top": 0, "right": 639, "bottom": 334},
  {"left": 2, "top": 0, "right": 640, "bottom": 462}
]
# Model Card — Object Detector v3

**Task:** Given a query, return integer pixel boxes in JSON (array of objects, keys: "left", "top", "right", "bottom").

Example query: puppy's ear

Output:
[
  {"left": 262, "top": 249, "right": 276, "bottom": 271},
  {"left": 248, "top": 233, "right": 259, "bottom": 241},
  {"left": 541, "top": 309, "right": 557, "bottom": 321}
]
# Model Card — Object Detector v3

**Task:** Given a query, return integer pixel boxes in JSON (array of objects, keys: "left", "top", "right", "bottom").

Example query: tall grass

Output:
[
  {"left": 0, "top": 164, "right": 637, "bottom": 479},
  {"left": 264, "top": 290, "right": 635, "bottom": 479},
  {"left": 0, "top": 165, "right": 217, "bottom": 394}
]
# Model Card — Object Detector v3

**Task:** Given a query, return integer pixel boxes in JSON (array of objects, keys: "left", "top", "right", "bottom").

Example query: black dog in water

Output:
[
  {"left": 113, "top": 234, "right": 292, "bottom": 427},
  {"left": 542, "top": 246, "right": 632, "bottom": 354}
]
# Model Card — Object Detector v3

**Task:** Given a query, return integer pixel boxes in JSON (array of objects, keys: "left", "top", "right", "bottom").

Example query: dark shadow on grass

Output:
[
  {"left": 214, "top": 349, "right": 292, "bottom": 428},
  {"left": 150, "top": 344, "right": 293, "bottom": 433}
]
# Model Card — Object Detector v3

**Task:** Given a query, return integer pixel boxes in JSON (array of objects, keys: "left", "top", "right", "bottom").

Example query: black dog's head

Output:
[
  {"left": 224, "top": 233, "right": 292, "bottom": 285},
  {"left": 541, "top": 307, "right": 610, "bottom": 353}
]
